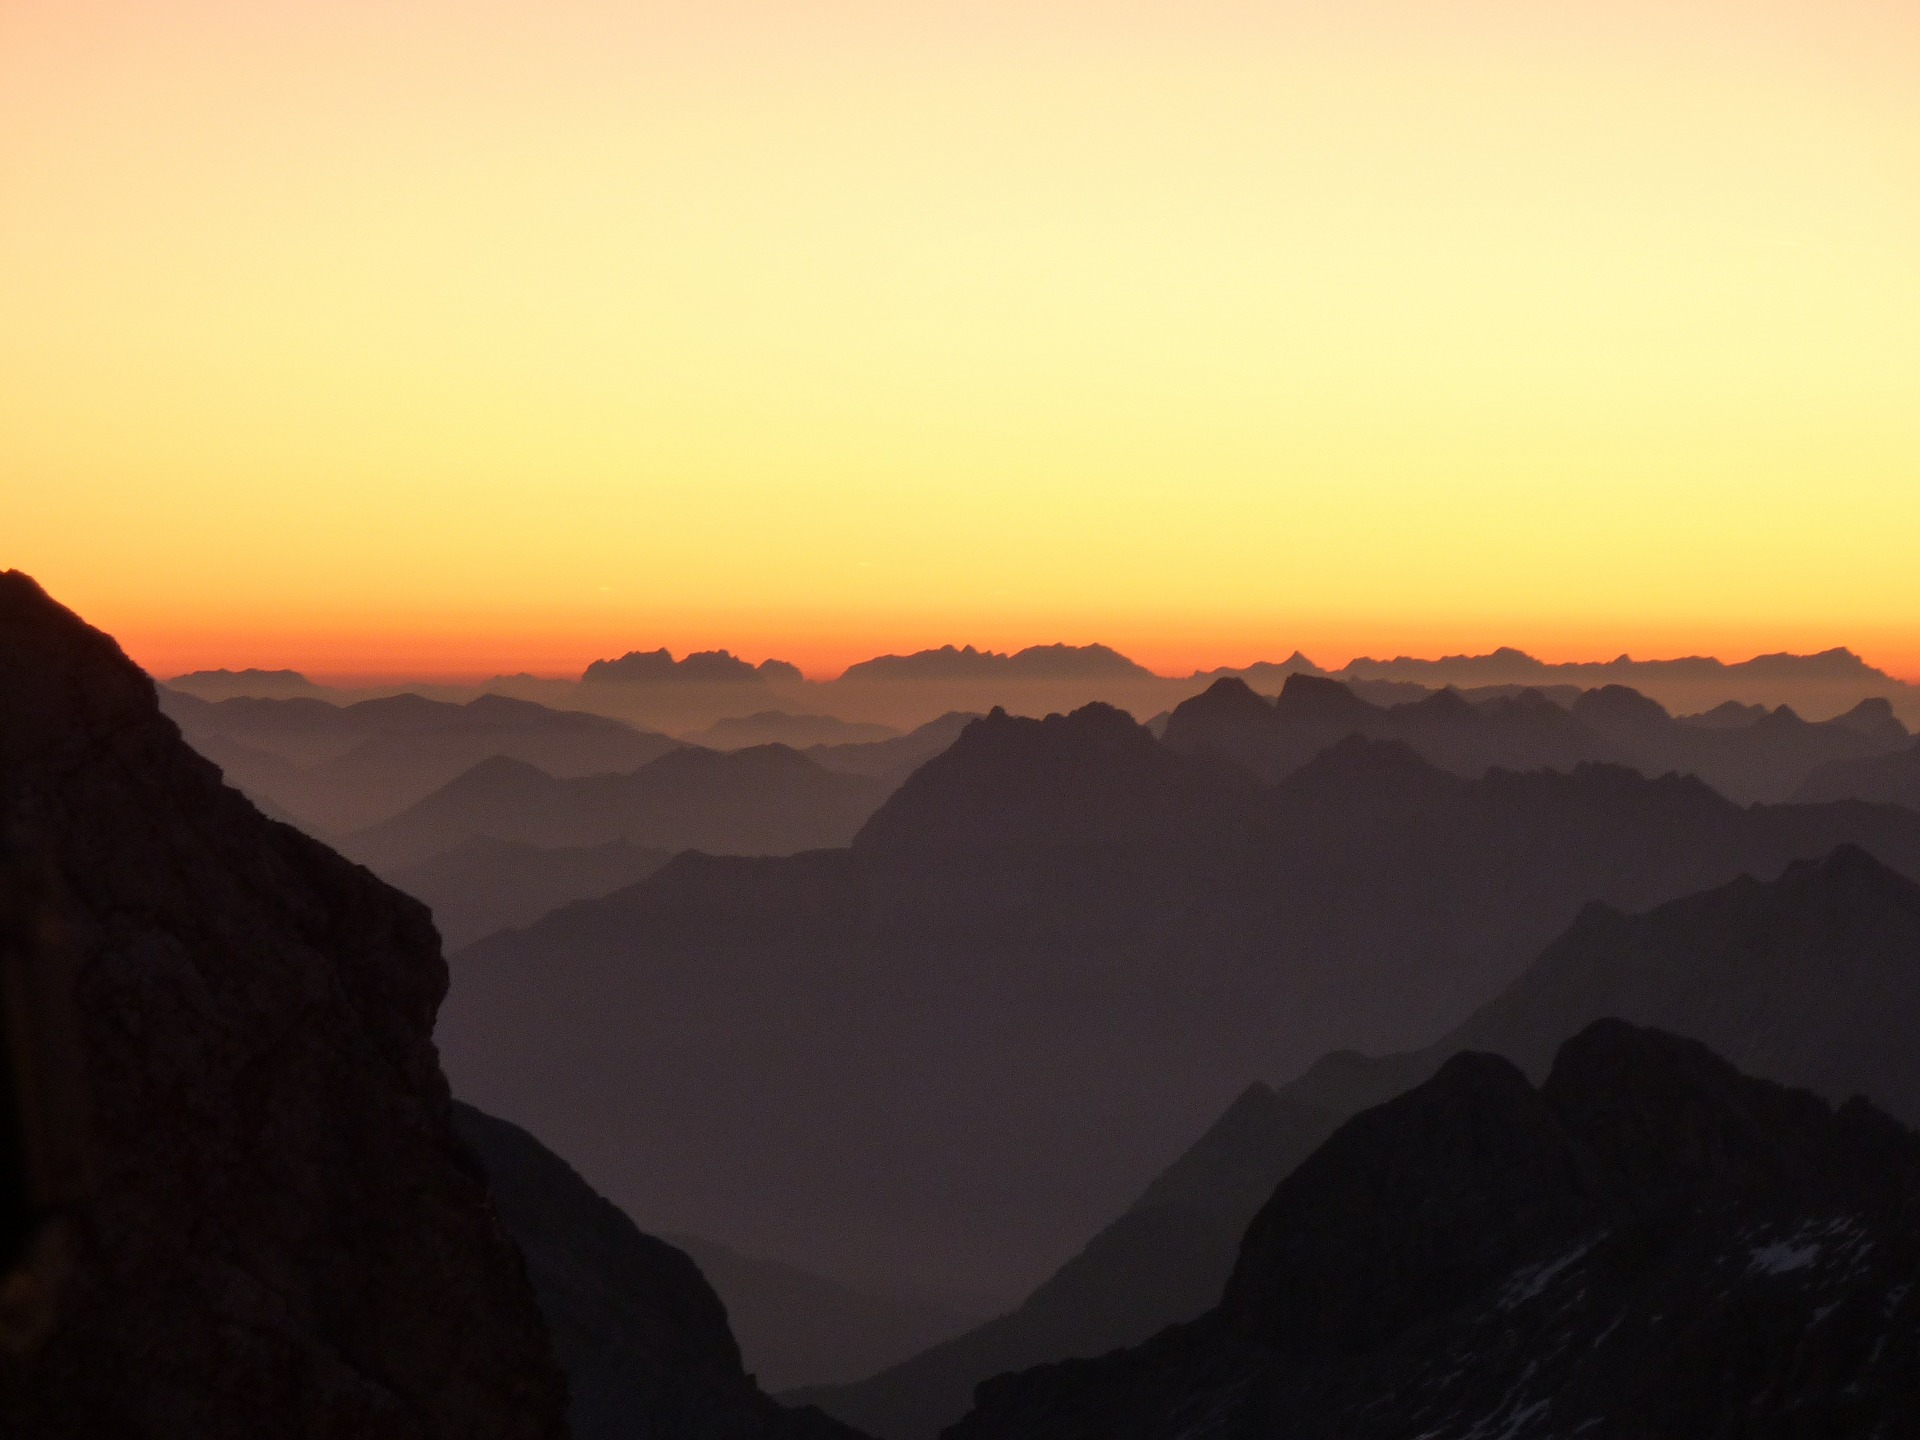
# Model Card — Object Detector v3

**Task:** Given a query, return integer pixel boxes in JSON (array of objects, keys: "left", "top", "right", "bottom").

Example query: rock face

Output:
[
  {"left": 948, "top": 1023, "right": 1920, "bottom": 1440},
  {"left": 451, "top": 1102, "right": 867, "bottom": 1440},
  {"left": 0, "top": 572, "right": 567, "bottom": 1438}
]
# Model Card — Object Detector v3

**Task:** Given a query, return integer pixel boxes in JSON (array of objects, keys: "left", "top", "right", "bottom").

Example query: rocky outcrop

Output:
[
  {"left": 949, "top": 1022, "right": 1920, "bottom": 1439},
  {"left": 0, "top": 571, "right": 567, "bottom": 1438}
]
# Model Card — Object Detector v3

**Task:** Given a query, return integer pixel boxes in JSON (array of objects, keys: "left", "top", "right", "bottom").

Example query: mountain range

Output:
[
  {"left": 945, "top": 1021, "right": 1920, "bottom": 1439},
  {"left": 341, "top": 743, "right": 890, "bottom": 873},
  {"left": 797, "top": 843, "right": 1920, "bottom": 1437},
  {"left": 436, "top": 701, "right": 1920, "bottom": 1305},
  {"left": 583, "top": 648, "right": 806, "bottom": 685},
  {"left": 161, "top": 688, "right": 682, "bottom": 835},
  {"left": 172, "top": 640, "right": 1920, "bottom": 735},
  {"left": 1163, "top": 673, "right": 1909, "bottom": 803}
]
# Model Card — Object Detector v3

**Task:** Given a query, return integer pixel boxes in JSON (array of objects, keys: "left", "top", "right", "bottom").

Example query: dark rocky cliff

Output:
[
  {"left": 0, "top": 571, "right": 567, "bottom": 1438},
  {"left": 948, "top": 1022, "right": 1920, "bottom": 1440}
]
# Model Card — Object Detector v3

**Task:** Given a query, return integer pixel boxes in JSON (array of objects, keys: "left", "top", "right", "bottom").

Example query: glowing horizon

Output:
[{"left": 6, "top": 1, "right": 1918, "bottom": 682}]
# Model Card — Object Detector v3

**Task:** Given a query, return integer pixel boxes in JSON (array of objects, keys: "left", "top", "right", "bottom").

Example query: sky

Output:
[{"left": 4, "top": 0, "right": 1917, "bottom": 681}]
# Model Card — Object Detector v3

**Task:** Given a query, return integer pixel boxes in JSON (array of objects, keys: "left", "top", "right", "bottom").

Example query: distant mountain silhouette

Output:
[
  {"left": 1284, "top": 842, "right": 1920, "bottom": 1127},
  {"left": 1162, "top": 674, "right": 1909, "bottom": 802},
  {"left": 451, "top": 1104, "right": 864, "bottom": 1440},
  {"left": 347, "top": 743, "right": 890, "bottom": 872},
  {"left": 384, "top": 836, "right": 672, "bottom": 950},
  {"left": 1344, "top": 643, "right": 1897, "bottom": 687},
  {"left": 1187, "top": 651, "right": 1329, "bottom": 685},
  {"left": 0, "top": 570, "right": 566, "bottom": 1436},
  {"left": 803, "top": 712, "right": 981, "bottom": 788},
  {"left": 167, "top": 665, "right": 324, "bottom": 699},
  {"left": 438, "top": 704, "right": 1920, "bottom": 1302},
  {"left": 790, "top": 1085, "right": 1344, "bottom": 1440},
  {"left": 163, "top": 689, "right": 682, "bottom": 834},
  {"left": 690, "top": 712, "right": 902, "bottom": 751},
  {"left": 806, "top": 842, "right": 1920, "bottom": 1435},
  {"left": 837, "top": 644, "right": 1154, "bottom": 683},
  {"left": 583, "top": 648, "right": 804, "bottom": 685},
  {"left": 1794, "top": 736, "right": 1920, "bottom": 810},
  {"left": 948, "top": 1022, "right": 1920, "bottom": 1439},
  {"left": 666, "top": 1234, "right": 983, "bottom": 1391}
]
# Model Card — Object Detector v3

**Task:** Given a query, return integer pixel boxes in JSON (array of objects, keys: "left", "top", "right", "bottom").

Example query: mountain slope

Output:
[
  {"left": 789, "top": 1085, "right": 1343, "bottom": 1440},
  {"left": 1283, "top": 842, "right": 1920, "bottom": 1127},
  {"left": 947, "top": 1023, "right": 1920, "bottom": 1440},
  {"left": 384, "top": 836, "right": 673, "bottom": 950},
  {"left": 163, "top": 688, "right": 682, "bottom": 834},
  {"left": 666, "top": 1234, "right": 982, "bottom": 1391},
  {"left": 346, "top": 743, "right": 890, "bottom": 871},
  {"left": 0, "top": 570, "right": 567, "bottom": 1438},
  {"left": 438, "top": 705, "right": 1920, "bottom": 1304},
  {"left": 1794, "top": 736, "right": 1920, "bottom": 810},
  {"left": 451, "top": 1104, "right": 865, "bottom": 1440},
  {"left": 817, "top": 840, "right": 1920, "bottom": 1437}
]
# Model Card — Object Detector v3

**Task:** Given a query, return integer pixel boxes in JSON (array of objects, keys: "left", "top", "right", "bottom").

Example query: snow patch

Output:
[{"left": 1748, "top": 1240, "right": 1821, "bottom": 1276}]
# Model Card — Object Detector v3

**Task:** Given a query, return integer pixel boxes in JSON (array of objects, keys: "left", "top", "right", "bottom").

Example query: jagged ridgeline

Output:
[{"left": 947, "top": 1023, "right": 1920, "bottom": 1440}]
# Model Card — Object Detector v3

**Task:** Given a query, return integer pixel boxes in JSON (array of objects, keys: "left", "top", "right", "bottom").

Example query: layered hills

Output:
[
  {"left": 344, "top": 743, "right": 890, "bottom": 873},
  {"left": 162, "top": 688, "right": 681, "bottom": 835},
  {"left": 1796, "top": 736, "right": 1920, "bottom": 810},
  {"left": 946, "top": 1022, "right": 1920, "bottom": 1440},
  {"left": 1163, "top": 673, "right": 1909, "bottom": 803},
  {"left": 385, "top": 837, "right": 673, "bottom": 951},
  {"left": 0, "top": 570, "right": 567, "bottom": 1437},
  {"left": 803, "top": 842, "right": 1920, "bottom": 1437},
  {"left": 437, "top": 702, "right": 1920, "bottom": 1304}
]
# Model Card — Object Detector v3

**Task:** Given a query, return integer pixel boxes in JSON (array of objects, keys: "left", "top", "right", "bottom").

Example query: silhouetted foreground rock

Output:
[
  {"left": 0, "top": 571, "right": 566, "bottom": 1438},
  {"left": 452, "top": 1103, "right": 868, "bottom": 1440},
  {"left": 948, "top": 1022, "right": 1920, "bottom": 1440}
]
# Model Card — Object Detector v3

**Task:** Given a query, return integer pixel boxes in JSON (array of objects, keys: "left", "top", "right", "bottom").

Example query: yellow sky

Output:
[{"left": 4, "top": 0, "right": 1917, "bottom": 679}]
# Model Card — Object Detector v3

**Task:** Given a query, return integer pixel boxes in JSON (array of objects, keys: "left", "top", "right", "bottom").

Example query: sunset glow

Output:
[{"left": 5, "top": 0, "right": 1917, "bottom": 679}]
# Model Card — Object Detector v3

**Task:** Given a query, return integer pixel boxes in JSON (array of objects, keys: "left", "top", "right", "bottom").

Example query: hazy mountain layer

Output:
[
  {"left": 804, "top": 842, "right": 1920, "bottom": 1437},
  {"left": 384, "top": 836, "right": 673, "bottom": 950},
  {"left": 789, "top": 1085, "right": 1343, "bottom": 1440},
  {"left": 437, "top": 704, "right": 1920, "bottom": 1300},
  {"left": 946, "top": 1022, "right": 1920, "bottom": 1440},
  {"left": 1164, "top": 674, "right": 1908, "bottom": 803},
  {"left": 164, "top": 688, "right": 681, "bottom": 834},
  {"left": 345, "top": 743, "right": 890, "bottom": 872},
  {"left": 451, "top": 1104, "right": 865, "bottom": 1440},
  {"left": 666, "top": 1234, "right": 983, "bottom": 1392},
  {"left": 1795, "top": 736, "right": 1920, "bottom": 810},
  {"left": 803, "top": 712, "right": 982, "bottom": 787},
  {"left": 0, "top": 570, "right": 567, "bottom": 1438},
  {"left": 688, "top": 711, "right": 902, "bottom": 750}
]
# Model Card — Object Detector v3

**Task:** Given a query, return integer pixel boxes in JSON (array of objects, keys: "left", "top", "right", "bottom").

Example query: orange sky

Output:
[{"left": 4, "top": 1, "right": 1918, "bottom": 682}]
